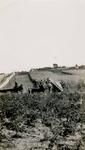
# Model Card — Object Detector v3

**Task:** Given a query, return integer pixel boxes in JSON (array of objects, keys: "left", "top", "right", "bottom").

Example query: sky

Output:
[{"left": 0, "top": 0, "right": 84, "bottom": 73}]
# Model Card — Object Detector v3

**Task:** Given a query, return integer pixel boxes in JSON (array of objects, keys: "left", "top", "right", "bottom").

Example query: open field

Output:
[
  {"left": 31, "top": 68, "right": 85, "bottom": 82},
  {"left": 0, "top": 68, "right": 85, "bottom": 92},
  {"left": 30, "top": 68, "right": 85, "bottom": 91}
]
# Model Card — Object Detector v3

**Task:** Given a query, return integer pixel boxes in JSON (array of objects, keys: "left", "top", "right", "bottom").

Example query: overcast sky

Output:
[{"left": 0, "top": 0, "right": 84, "bottom": 73}]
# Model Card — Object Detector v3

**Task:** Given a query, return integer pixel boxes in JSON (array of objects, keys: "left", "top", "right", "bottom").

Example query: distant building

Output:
[
  {"left": 75, "top": 64, "right": 79, "bottom": 69},
  {"left": 53, "top": 64, "right": 58, "bottom": 68}
]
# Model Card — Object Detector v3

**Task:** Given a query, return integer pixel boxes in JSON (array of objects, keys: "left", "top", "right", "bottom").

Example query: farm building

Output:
[{"left": 53, "top": 64, "right": 58, "bottom": 68}]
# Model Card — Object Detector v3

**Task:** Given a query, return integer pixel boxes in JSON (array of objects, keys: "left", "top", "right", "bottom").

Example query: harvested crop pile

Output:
[{"left": 0, "top": 91, "right": 83, "bottom": 149}]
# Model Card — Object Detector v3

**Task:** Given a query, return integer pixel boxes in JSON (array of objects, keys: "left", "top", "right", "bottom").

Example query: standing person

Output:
[{"left": 46, "top": 78, "right": 52, "bottom": 92}]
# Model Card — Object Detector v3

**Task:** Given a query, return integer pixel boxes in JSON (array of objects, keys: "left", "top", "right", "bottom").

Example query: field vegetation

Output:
[{"left": 0, "top": 87, "right": 83, "bottom": 149}]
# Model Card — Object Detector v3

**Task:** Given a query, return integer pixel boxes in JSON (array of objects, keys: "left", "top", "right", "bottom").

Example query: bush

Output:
[{"left": 0, "top": 91, "right": 81, "bottom": 139}]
